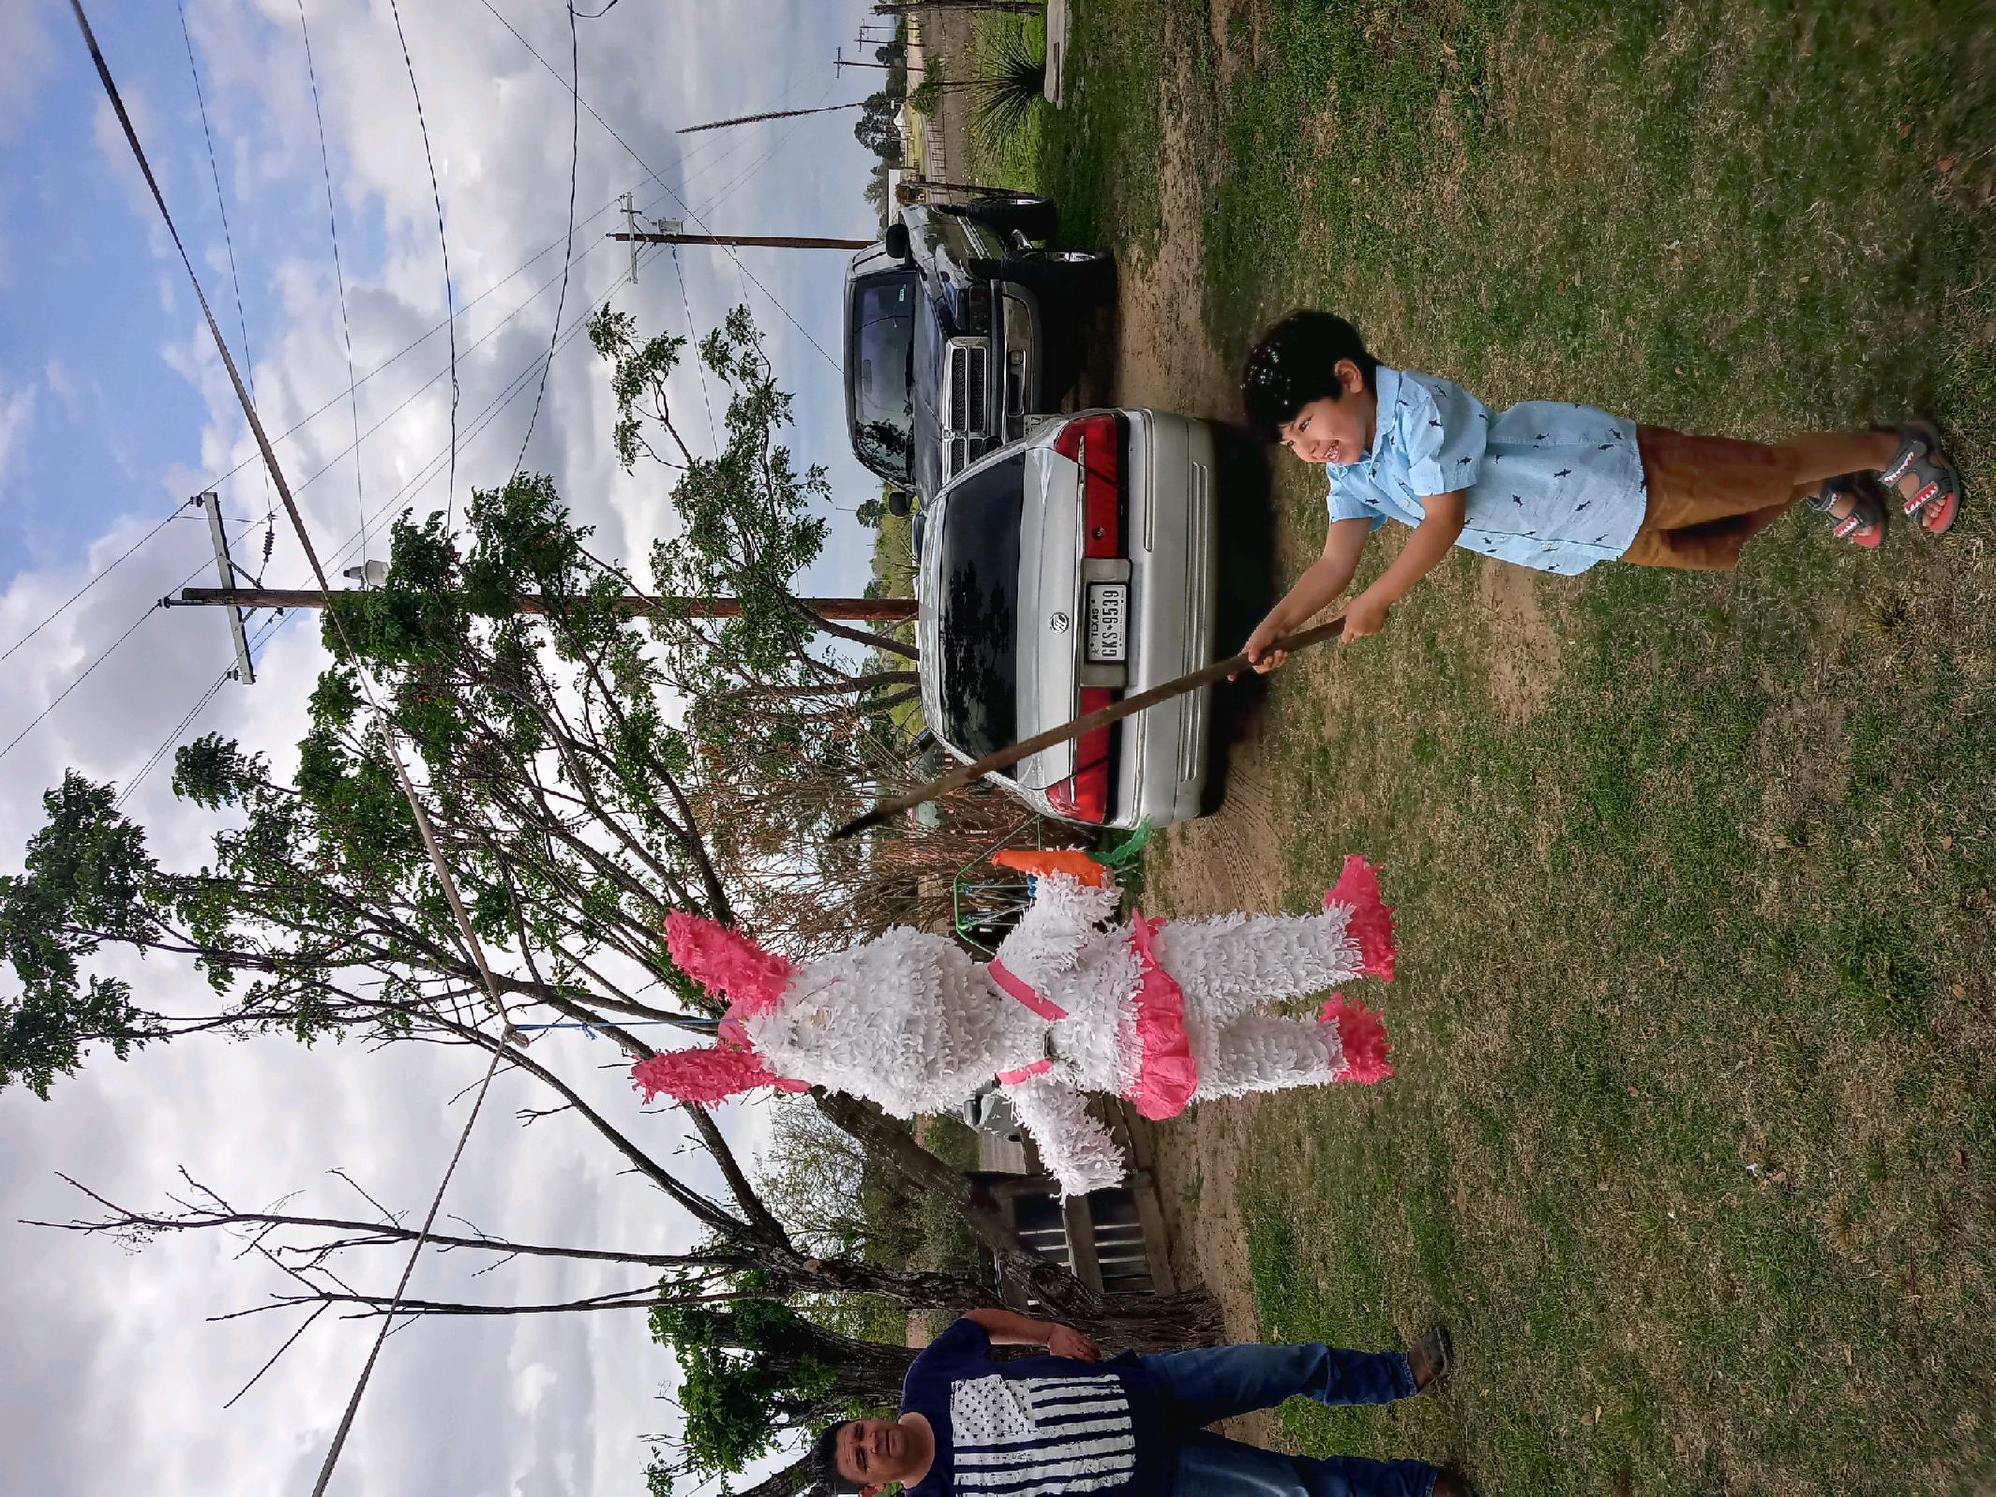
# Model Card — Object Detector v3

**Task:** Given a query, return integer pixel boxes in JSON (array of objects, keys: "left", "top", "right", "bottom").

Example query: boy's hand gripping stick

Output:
[{"left": 832, "top": 616, "right": 1348, "bottom": 840}]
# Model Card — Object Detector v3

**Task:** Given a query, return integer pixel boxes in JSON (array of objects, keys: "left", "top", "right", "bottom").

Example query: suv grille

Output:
[
  {"left": 947, "top": 341, "right": 991, "bottom": 437},
  {"left": 946, "top": 435, "right": 991, "bottom": 480}
]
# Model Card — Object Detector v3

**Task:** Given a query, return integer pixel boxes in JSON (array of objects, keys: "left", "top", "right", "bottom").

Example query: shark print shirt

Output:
[
  {"left": 1325, "top": 365, "right": 1649, "bottom": 575},
  {"left": 902, "top": 1319, "right": 1172, "bottom": 1497}
]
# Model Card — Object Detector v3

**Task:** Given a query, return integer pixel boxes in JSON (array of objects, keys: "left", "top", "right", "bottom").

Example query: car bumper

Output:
[
  {"left": 998, "top": 285, "right": 1047, "bottom": 423},
  {"left": 1111, "top": 410, "right": 1217, "bottom": 829}
]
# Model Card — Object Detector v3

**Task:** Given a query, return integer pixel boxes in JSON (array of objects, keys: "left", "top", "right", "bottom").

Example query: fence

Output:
[{"left": 977, "top": 1102, "right": 1178, "bottom": 1301}]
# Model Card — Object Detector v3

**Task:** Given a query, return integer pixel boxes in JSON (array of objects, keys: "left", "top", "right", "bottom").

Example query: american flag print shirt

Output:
[
  {"left": 902, "top": 1320, "right": 1171, "bottom": 1497},
  {"left": 949, "top": 1372, "right": 1138, "bottom": 1496}
]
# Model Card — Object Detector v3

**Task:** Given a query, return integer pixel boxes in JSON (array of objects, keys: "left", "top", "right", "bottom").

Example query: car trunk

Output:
[{"left": 1016, "top": 413, "right": 1128, "bottom": 822}]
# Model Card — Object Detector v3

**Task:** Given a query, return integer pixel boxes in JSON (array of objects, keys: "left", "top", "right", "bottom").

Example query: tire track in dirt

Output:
[{"left": 1108, "top": 39, "right": 1285, "bottom": 1449}]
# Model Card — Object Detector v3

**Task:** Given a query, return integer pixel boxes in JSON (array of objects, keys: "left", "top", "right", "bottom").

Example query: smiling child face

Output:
[{"left": 1275, "top": 358, "right": 1378, "bottom": 466}]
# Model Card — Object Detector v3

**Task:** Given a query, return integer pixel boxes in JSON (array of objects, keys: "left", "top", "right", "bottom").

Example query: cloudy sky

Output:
[{"left": 0, "top": 1, "right": 884, "bottom": 1492}]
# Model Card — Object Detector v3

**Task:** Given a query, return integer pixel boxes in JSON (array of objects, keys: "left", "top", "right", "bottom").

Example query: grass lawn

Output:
[{"left": 969, "top": 2, "right": 1996, "bottom": 1492}]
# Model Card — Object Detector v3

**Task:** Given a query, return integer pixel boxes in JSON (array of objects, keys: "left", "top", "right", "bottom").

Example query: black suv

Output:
[{"left": 844, "top": 193, "right": 1111, "bottom": 508}]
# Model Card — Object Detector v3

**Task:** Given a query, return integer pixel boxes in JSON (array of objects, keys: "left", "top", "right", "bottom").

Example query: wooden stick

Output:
[{"left": 831, "top": 616, "right": 1347, "bottom": 839}]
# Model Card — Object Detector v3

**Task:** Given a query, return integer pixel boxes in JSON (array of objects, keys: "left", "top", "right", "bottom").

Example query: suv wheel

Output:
[
  {"left": 969, "top": 247, "right": 1115, "bottom": 304},
  {"left": 957, "top": 193, "right": 1058, "bottom": 242}
]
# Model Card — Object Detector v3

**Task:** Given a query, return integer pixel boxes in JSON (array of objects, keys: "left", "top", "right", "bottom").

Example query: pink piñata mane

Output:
[{"left": 664, "top": 912, "right": 796, "bottom": 1018}]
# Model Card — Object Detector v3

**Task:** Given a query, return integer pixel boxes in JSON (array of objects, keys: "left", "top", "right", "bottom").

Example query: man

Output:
[{"left": 809, "top": 1306, "right": 1470, "bottom": 1497}]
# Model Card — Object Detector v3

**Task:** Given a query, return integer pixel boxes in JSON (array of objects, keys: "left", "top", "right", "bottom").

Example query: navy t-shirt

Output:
[{"left": 901, "top": 1319, "right": 1172, "bottom": 1497}]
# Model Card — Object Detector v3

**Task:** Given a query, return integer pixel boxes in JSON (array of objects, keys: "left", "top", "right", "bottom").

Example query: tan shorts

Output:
[{"left": 1620, "top": 426, "right": 1811, "bottom": 571}]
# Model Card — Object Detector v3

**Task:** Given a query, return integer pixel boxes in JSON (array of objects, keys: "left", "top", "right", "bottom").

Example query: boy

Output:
[
  {"left": 1237, "top": 311, "right": 1964, "bottom": 669},
  {"left": 812, "top": 1305, "right": 1471, "bottom": 1497}
]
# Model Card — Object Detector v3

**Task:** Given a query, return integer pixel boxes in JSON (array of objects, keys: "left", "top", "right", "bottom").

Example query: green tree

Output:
[
  {"left": 646, "top": 1298, "right": 916, "bottom": 1494},
  {"left": 4, "top": 478, "right": 1218, "bottom": 1338},
  {"left": 0, "top": 774, "right": 150, "bottom": 1097},
  {"left": 855, "top": 90, "right": 906, "bottom": 161},
  {"left": 9, "top": 306, "right": 1222, "bottom": 1497}
]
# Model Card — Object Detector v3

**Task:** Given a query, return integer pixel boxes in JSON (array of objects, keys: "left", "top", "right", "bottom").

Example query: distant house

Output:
[{"left": 972, "top": 1100, "right": 1178, "bottom": 1302}]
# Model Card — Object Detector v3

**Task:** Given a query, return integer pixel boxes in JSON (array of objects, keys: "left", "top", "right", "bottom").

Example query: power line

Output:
[
  {"left": 184, "top": 89, "right": 777, "bottom": 515},
  {"left": 511, "top": 2, "right": 581, "bottom": 477},
  {"left": 191, "top": 190, "right": 623, "bottom": 500},
  {"left": 0, "top": 598, "right": 161, "bottom": 766},
  {"left": 182, "top": 86, "right": 764, "bottom": 512},
  {"left": 3, "top": 504, "right": 271, "bottom": 763},
  {"left": 116, "top": 665, "right": 230, "bottom": 809},
  {"left": 114, "top": 598, "right": 288, "bottom": 812},
  {"left": 474, "top": 0, "right": 843, "bottom": 371},
  {"left": 327, "top": 257, "right": 641, "bottom": 565},
  {"left": 296, "top": 0, "right": 368, "bottom": 570},
  {"left": 204, "top": 175, "right": 684, "bottom": 535},
  {"left": 177, "top": 0, "right": 272, "bottom": 527},
  {"left": 0, "top": 500, "right": 196, "bottom": 665},
  {"left": 672, "top": 250, "right": 718, "bottom": 453},
  {"left": 68, "top": 12, "right": 524, "bottom": 1487},
  {"left": 386, "top": 0, "right": 460, "bottom": 526},
  {"left": 300, "top": 206, "right": 661, "bottom": 587}
]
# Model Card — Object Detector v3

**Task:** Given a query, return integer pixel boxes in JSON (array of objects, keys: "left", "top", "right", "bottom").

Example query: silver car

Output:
[{"left": 916, "top": 408, "right": 1219, "bottom": 830}]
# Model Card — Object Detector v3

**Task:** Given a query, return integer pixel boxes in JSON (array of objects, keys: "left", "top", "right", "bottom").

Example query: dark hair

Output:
[
  {"left": 812, "top": 1422, "right": 862, "bottom": 1495},
  {"left": 1241, "top": 310, "right": 1380, "bottom": 442}
]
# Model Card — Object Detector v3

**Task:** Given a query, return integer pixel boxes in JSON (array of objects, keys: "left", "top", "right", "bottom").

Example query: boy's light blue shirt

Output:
[{"left": 1326, "top": 366, "right": 1649, "bottom": 575}]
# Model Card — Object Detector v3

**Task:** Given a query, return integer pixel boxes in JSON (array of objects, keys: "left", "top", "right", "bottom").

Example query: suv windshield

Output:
[
  {"left": 848, "top": 273, "right": 918, "bottom": 483},
  {"left": 933, "top": 454, "right": 1026, "bottom": 768}
]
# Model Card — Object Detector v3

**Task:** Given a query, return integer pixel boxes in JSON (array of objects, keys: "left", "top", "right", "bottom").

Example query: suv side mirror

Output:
[
  {"left": 886, "top": 488, "right": 912, "bottom": 518},
  {"left": 882, "top": 222, "right": 911, "bottom": 261}
]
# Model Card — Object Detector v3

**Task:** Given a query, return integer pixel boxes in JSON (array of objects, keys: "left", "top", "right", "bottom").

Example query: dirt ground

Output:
[
  {"left": 1098, "top": 57, "right": 1296, "bottom": 1452},
  {"left": 1105, "top": 42, "right": 1566, "bottom": 1420},
  {"left": 918, "top": 9, "right": 977, "bottom": 185},
  {"left": 1106, "top": 53, "right": 1237, "bottom": 422}
]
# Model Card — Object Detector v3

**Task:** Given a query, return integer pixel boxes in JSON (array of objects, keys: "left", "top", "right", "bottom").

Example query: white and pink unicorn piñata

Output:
[{"left": 632, "top": 853, "right": 1398, "bottom": 1197}]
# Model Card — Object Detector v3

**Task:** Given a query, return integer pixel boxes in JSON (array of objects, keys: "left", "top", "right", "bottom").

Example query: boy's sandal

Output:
[
  {"left": 1879, "top": 421, "right": 1962, "bottom": 536},
  {"left": 1809, "top": 471, "right": 1887, "bottom": 549}
]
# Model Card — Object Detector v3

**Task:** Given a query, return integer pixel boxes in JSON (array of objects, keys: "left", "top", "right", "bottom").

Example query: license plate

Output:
[{"left": 1086, "top": 582, "right": 1128, "bottom": 662}]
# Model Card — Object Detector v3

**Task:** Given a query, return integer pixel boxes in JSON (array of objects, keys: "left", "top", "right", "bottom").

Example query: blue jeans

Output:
[{"left": 1135, "top": 1344, "right": 1438, "bottom": 1497}]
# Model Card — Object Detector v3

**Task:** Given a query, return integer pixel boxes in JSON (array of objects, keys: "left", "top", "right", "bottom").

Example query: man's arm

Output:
[
  {"left": 963, "top": 1308, "right": 1102, "bottom": 1360},
  {"left": 1242, "top": 516, "right": 1372, "bottom": 673},
  {"left": 1340, "top": 490, "right": 1466, "bottom": 642}
]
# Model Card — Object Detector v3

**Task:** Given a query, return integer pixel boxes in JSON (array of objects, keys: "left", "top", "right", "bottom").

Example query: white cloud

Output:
[
  {"left": 0, "top": 0, "right": 58, "bottom": 144},
  {"left": 3, "top": 1, "right": 886, "bottom": 1492},
  {"left": 92, "top": 88, "right": 168, "bottom": 226},
  {"left": 43, "top": 359, "right": 80, "bottom": 419},
  {"left": 0, "top": 384, "right": 34, "bottom": 495}
]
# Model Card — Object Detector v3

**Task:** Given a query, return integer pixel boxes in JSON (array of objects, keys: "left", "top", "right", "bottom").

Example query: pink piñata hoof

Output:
[
  {"left": 1327, "top": 855, "right": 1396, "bottom": 981},
  {"left": 1319, "top": 994, "right": 1394, "bottom": 1084}
]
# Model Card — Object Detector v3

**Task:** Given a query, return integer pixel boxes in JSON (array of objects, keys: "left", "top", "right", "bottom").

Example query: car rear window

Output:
[{"left": 933, "top": 454, "right": 1026, "bottom": 766}]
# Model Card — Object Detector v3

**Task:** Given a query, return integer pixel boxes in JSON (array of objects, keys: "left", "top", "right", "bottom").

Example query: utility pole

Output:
[
  {"left": 609, "top": 230, "right": 871, "bottom": 251},
  {"left": 621, "top": 193, "right": 641, "bottom": 284},
  {"left": 167, "top": 586, "right": 918, "bottom": 621},
  {"left": 873, "top": 2, "right": 1047, "bottom": 15},
  {"left": 620, "top": 197, "right": 690, "bottom": 281},
  {"left": 834, "top": 49, "right": 899, "bottom": 72},
  {"left": 190, "top": 491, "right": 256, "bottom": 685},
  {"left": 676, "top": 102, "right": 868, "bottom": 136}
]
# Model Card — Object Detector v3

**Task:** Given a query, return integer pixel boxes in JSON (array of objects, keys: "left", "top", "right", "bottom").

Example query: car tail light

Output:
[
  {"left": 1054, "top": 414, "right": 1123, "bottom": 558},
  {"left": 1047, "top": 686, "right": 1113, "bottom": 823}
]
